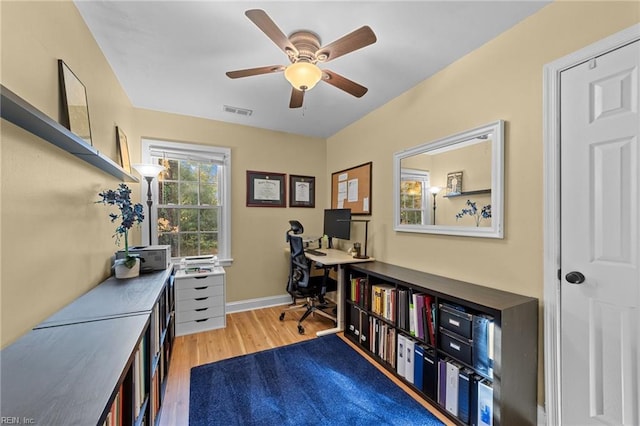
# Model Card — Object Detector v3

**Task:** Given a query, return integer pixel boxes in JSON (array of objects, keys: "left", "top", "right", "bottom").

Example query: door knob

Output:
[{"left": 565, "top": 271, "right": 586, "bottom": 284}]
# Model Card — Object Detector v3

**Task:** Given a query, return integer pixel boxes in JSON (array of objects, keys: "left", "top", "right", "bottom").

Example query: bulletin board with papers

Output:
[{"left": 331, "top": 161, "right": 372, "bottom": 215}]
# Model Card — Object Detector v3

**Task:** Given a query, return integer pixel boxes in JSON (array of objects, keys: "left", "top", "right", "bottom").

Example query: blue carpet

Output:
[{"left": 189, "top": 334, "right": 444, "bottom": 425}]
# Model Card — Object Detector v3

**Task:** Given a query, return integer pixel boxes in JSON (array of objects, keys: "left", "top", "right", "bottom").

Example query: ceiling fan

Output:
[{"left": 226, "top": 9, "right": 377, "bottom": 108}]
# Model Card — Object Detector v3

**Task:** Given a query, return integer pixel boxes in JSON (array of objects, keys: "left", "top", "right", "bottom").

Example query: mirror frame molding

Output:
[{"left": 393, "top": 120, "right": 504, "bottom": 238}]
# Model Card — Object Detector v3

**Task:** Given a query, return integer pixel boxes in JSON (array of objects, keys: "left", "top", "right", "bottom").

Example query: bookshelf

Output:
[
  {"left": 0, "top": 268, "right": 175, "bottom": 425},
  {"left": 345, "top": 261, "right": 538, "bottom": 426}
]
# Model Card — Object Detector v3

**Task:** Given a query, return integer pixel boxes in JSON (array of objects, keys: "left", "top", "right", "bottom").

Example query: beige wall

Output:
[
  {"left": 430, "top": 141, "right": 492, "bottom": 227},
  {"left": 1, "top": 0, "right": 136, "bottom": 347},
  {"left": 133, "top": 109, "right": 326, "bottom": 306},
  {"left": 1, "top": 1, "right": 325, "bottom": 348},
  {"left": 327, "top": 0, "right": 639, "bottom": 404}
]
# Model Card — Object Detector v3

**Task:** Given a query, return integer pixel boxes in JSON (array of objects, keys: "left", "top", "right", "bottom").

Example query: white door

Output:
[{"left": 560, "top": 40, "right": 640, "bottom": 425}]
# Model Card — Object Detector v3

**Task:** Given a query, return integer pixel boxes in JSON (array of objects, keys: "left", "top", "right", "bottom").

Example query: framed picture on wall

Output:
[
  {"left": 446, "top": 171, "right": 463, "bottom": 195},
  {"left": 289, "top": 175, "right": 315, "bottom": 208},
  {"left": 246, "top": 171, "right": 286, "bottom": 207},
  {"left": 116, "top": 126, "right": 131, "bottom": 173},
  {"left": 58, "top": 59, "right": 93, "bottom": 146}
]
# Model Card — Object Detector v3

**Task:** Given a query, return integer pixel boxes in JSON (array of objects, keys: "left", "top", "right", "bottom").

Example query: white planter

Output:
[{"left": 114, "top": 257, "right": 140, "bottom": 279}]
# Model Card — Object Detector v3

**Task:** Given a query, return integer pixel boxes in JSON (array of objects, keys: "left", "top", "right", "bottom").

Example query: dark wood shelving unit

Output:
[
  {"left": 0, "top": 269, "right": 175, "bottom": 426},
  {"left": 345, "top": 261, "right": 538, "bottom": 426},
  {"left": 0, "top": 84, "right": 137, "bottom": 182}
]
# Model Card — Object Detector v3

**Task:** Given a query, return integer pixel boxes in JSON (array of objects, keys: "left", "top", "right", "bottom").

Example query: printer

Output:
[{"left": 116, "top": 245, "right": 171, "bottom": 272}]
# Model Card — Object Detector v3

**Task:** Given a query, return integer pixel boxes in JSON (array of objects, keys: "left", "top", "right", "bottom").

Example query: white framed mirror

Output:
[{"left": 393, "top": 120, "right": 504, "bottom": 238}]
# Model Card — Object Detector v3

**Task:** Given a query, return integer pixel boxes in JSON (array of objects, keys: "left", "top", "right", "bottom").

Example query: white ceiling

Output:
[{"left": 74, "top": 1, "right": 549, "bottom": 139}]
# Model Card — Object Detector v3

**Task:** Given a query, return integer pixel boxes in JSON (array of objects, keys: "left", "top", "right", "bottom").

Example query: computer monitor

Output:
[{"left": 323, "top": 208, "right": 351, "bottom": 248}]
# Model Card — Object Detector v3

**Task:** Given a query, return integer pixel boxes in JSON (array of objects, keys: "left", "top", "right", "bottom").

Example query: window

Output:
[
  {"left": 142, "top": 139, "right": 231, "bottom": 263},
  {"left": 400, "top": 169, "right": 430, "bottom": 225}
]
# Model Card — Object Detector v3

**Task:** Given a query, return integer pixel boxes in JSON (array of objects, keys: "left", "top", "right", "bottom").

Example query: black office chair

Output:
[{"left": 279, "top": 220, "right": 337, "bottom": 334}]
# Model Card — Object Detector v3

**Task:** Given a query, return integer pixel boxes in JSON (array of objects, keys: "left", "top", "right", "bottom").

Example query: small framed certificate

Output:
[{"left": 289, "top": 175, "right": 315, "bottom": 208}]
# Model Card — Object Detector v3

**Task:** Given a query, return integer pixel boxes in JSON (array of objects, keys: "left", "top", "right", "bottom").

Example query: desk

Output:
[{"left": 303, "top": 248, "right": 374, "bottom": 336}]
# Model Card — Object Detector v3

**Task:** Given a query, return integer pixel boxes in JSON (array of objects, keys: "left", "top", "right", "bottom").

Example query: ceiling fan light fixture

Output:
[{"left": 284, "top": 62, "right": 322, "bottom": 91}]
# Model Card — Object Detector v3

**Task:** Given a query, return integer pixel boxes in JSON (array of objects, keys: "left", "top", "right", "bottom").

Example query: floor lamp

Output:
[
  {"left": 132, "top": 163, "right": 166, "bottom": 246},
  {"left": 429, "top": 186, "right": 441, "bottom": 225}
]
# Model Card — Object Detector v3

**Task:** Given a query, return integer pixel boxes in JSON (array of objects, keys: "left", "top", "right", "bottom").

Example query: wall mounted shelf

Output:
[
  {"left": 1, "top": 84, "right": 137, "bottom": 182},
  {"left": 443, "top": 189, "right": 491, "bottom": 198}
]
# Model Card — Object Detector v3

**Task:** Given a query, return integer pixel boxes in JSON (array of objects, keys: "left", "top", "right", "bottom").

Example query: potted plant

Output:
[{"left": 97, "top": 183, "right": 145, "bottom": 278}]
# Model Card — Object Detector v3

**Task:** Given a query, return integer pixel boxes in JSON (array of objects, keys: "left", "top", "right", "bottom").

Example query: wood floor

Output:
[{"left": 158, "top": 306, "right": 452, "bottom": 426}]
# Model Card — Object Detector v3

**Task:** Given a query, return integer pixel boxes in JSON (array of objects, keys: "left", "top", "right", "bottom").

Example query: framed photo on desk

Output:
[{"left": 289, "top": 175, "right": 315, "bottom": 208}]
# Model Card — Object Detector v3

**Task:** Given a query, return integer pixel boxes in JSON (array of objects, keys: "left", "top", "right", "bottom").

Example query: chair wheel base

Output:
[{"left": 298, "top": 325, "right": 305, "bottom": 334}]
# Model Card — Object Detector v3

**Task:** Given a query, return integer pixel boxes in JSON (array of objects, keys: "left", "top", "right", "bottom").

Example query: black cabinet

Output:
[{"left": 345, "top": 261, "right": 538, "bottom": 426}]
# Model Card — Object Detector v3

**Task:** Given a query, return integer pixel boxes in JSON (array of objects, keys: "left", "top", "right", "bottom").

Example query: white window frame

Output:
[
  {"left": 400, "top": 168, "right": 431, "bottom": 225},
  {"left": 141, "top": 138, "right": 232, "bottom": 265}
]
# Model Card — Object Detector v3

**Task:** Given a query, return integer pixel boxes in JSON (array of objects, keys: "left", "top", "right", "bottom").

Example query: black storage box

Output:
[
  {"left": 439, "top": 303, "right": 473, "bottom": 339},
  {"left": 439, "top": 326, "right": 473, "bottom": 365}
]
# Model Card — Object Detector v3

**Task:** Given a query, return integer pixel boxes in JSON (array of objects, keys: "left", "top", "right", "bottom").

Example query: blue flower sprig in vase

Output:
[
  {"left": 455, "top": 200, "right": 491, "bottom": 227},
  {"left": 97, "top": 183, "right": 145, "bottom": 278}
]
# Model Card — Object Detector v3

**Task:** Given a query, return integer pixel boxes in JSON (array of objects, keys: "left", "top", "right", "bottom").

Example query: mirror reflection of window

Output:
[{"left": 400, "top": 169, "right": 430, "bottom": 225}]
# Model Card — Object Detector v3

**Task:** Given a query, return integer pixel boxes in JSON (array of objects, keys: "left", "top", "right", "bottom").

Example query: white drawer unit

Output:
[{"left": 175, "top": 267, "right": 226, "bottom": 336}]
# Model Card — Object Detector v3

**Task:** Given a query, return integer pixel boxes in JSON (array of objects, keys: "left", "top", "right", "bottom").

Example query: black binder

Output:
[
  {"left": 359, "top": 310, "right": 369, "bottom": 347},
  {"left": 458, "top": 367, "right": 474, "bottom": 424},
  {"left": 422, "top": 348, "right": 438, "bottom": 400},
  {"left": 469, "top": 373, "right": 482, "bottom": 426},
  {"left": 349, "top": 304, "right": 361, "bottom": 339}
]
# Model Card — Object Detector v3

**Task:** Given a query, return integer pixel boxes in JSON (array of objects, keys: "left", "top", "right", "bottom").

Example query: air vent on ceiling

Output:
[{"left": 223, "top": 105, "right": 253, "bottom": 116}]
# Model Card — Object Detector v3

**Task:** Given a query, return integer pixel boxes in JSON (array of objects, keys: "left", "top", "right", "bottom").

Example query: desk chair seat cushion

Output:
[{"left": 289, "top": 273, "right": 337, "bottom": 300}]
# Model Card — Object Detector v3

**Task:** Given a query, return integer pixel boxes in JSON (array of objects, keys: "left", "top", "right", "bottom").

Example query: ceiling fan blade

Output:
[
  {"left": 321, "top": 70, "right": 368, "bottom": 98},
  {"left": 316, "top": 26, "right": 377, "bottom": 63},
  {"left": 289, "top": 88, "right": 304, "bottom": 108},
  {"left": 226, "top": 65, "right": 284, "bottom": 79},
  {"left": 245, "top": 9, "right": 298, "bottom": 58}
]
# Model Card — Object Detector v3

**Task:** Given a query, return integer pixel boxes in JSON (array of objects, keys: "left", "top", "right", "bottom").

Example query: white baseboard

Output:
[
  {"left": 538, "top": 404, "right": 546, "bottom": 425},
  {"left": 226, "top": 294, "right": 292, "bottom": 314}
]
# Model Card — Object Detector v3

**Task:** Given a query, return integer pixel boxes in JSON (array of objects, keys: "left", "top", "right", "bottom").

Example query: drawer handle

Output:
[
  {"left": 195, "top": 308, "right": 209, "bottom": 312},
  {"left": 195, "top": 275, "right": 208, "bottom": 279},
  {"left": 196, "top": 318, "right": 209, "bottom": 323},
  {"left": 194, "top": 286, "right": 207, "bottom": 290},
  {"left": 448, "top": 319, "right": 460, "bottom": 327},
  {"left": 449, "top": 342, "right": 461, "bottom": 351},
  {"left": 195, "top": 297, "right": 209, "bottom": 301}
]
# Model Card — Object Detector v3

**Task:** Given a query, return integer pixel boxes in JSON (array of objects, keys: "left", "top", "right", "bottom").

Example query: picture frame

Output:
[
  {"left": 116, "top": 126, "right": 131, "bottom": 173},
  {"left": 289, "top": 175, "right": 315, "bottom": 208},
  {"left": 446, "top": 171, "right": 463, "bottom": 195},
  {"left": 331, "top": 161, "right": 372, "bottom": 215},
  {"left": 58, "top": 59, "right": 93, "bottom": 146},
  {"left": 246, "top": 171, "right": 286, "bottom": 207}
]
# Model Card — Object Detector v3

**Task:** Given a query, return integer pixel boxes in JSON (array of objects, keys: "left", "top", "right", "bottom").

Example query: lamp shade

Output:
[
  {"left": 284, "top": 62, "right": 322, "bottom": 91},
  {"left": 428, "top": 186, "right": 442, "bottom": 195},
  {"left": 132, "top": 163, "right": 165, "bottom": 178}
]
